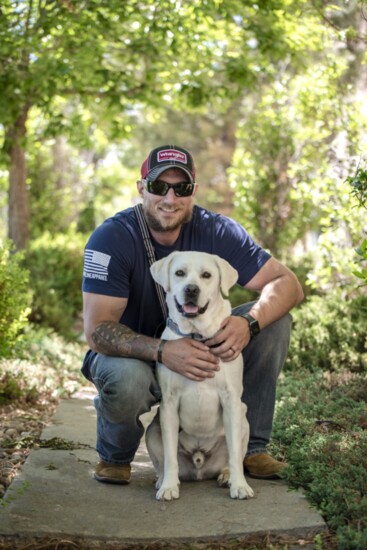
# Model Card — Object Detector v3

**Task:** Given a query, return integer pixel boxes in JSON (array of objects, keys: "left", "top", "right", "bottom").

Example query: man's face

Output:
[{"left": 138, "top": 168, "right": 197, "bottom": 233}]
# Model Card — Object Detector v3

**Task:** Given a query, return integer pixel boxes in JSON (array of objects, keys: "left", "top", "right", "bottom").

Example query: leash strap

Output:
[{"left": 134, "top": 204, "right": 168, "bottom": 319}]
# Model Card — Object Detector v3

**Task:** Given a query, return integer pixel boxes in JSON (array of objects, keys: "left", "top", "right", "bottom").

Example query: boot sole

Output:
[{"left": 94, "top": 473, "right": 130, "bottom": 485}]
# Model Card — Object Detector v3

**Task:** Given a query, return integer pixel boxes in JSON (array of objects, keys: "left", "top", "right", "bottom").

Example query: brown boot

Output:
[
  {"left": 94, "top": 460, "right": 131, "bottom": 484},
  {"left": 243, "top": 453, "right": 287, "bottom": 479}
]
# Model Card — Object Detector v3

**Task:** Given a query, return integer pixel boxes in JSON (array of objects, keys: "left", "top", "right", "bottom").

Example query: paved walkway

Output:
[{"left": 0, "top": 388, "right": 326, "bottom": 548}]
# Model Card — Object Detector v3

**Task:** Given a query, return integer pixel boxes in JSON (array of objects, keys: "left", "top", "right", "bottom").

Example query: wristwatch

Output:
[{"left": 240, "top": 313, "right": 260, "bottom": 339}]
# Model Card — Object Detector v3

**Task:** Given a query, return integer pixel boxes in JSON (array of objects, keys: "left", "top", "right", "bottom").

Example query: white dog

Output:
[{"left": 145, "top": 251, "right": 254, "bottom": 501}]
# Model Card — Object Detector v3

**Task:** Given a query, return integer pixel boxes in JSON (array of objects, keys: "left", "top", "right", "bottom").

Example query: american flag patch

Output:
[{"left": 83, "top": 249, "right": 111, "bottom": 281}]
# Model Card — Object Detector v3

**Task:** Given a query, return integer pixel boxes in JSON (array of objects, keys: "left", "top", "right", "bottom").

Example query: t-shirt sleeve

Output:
[
  {"left": 82, "top": 219, "right": 133, "bottom": 298},
  {"left": 212, "top": 215, "right": 271, "bottom": 286}
]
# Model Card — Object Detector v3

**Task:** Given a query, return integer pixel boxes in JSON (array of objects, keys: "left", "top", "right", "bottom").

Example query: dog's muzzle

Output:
[{"left": 174, "top": 287, "right": 209, "bottom": 318}]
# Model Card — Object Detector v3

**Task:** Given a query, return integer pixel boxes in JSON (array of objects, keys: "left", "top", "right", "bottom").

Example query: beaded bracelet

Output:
[{"left": 157, "top": 339, "right": 167, "bottom": 363}]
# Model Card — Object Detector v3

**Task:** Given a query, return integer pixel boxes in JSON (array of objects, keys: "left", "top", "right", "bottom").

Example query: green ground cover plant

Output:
[{"left": 270, "top": 293, "right": 367, "bottom": 550}]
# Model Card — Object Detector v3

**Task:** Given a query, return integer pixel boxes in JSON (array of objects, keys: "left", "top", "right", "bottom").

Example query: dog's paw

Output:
[
  {"left": 230, "top": 482, "right": 254, "bottom": 500},
  {"left": 155, "top": 475, "right": 164, "bottom": 489},
  {"left": 156, "top": 484, "right": 180, "bottom": 501},
  {"left": 217, "top": 467, "right": 230, "bottom": 487}
]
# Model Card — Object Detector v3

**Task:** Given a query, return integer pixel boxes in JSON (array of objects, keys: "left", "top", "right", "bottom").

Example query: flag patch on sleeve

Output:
[{"left": 83, "top": 249, "right": 111, "bottom": 281}]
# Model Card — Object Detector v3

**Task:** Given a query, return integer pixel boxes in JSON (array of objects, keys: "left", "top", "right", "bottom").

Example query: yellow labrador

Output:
[{"left": 145, "top": 251, "right": 254, "bottom": 501}]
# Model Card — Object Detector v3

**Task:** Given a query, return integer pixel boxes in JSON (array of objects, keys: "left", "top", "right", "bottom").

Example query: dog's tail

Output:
[{"left": 192, "top": 451, "right": 205, "bottom": 469}]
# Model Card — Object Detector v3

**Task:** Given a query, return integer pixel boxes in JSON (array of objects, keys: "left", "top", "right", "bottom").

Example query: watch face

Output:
[
  {"left": 250, "top": 319, "right": 260, "bottom": 336},
  {"left": 243, "top": 314, "right": 260, "bottom": 336}
]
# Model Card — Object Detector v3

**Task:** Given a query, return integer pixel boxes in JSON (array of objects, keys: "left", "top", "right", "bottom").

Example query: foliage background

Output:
[{"left": 0, "top": 1, "right": 367, "bottom": 548}]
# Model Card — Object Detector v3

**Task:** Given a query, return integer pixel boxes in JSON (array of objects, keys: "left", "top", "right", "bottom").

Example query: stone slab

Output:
[{"left": 0, "top": 391, "right": 327, "bottom": 547}]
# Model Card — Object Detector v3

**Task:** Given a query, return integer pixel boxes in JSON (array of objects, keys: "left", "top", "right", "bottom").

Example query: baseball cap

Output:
[{"left": 141, "top": 145, "right": 196, "bottom": 183}]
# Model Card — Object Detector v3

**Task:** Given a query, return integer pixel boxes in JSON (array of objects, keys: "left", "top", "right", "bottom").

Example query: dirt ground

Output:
[{"left": 0, "top": 398, "right": 57, "bottom": 498}]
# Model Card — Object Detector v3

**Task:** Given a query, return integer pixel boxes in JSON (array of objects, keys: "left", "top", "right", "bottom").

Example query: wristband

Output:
[{"left": 157, "top": 339, "right": 167, "bottom": 363}]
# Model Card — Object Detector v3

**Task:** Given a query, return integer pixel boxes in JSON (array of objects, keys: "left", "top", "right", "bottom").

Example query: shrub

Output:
[
  {"left": 346, "top": 162, "right": 367, "bottom": 287},
  {"left": 229, "top": 285, "right": 257, "bottom": 307},
  {"left": 24, "top": 229, "right": 86, "bottom": 338},
  {"left": 0, "top": 324, "right": 85, "bottom": 405},
  {"left": 286, "top": 292, "right": 367, "bottom": 373},
  {"left": 0, "top": 240, "right": 32, "bottom": 357},
  {"left": 272, "top": 368, "right": 367, "bottom": 550}
]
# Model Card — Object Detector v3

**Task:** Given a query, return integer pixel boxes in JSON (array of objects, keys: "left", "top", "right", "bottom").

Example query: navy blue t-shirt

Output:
[{"left": 82, "top": 205, "right": 270, "bottom": 374}]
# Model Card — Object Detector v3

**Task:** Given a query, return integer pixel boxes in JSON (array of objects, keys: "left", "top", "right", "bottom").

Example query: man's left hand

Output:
[{"left": 205, "top": 315, "right": 250, "bottom": 362}]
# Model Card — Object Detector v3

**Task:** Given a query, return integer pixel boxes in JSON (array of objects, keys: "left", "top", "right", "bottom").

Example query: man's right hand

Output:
[{"left": 161, "top": 338, "right": 220, "bottom": 381}]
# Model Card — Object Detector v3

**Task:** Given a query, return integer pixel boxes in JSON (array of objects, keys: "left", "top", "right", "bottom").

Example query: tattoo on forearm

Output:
[{"left": 91, "top": 322, "right": 159, "bottom": 361}]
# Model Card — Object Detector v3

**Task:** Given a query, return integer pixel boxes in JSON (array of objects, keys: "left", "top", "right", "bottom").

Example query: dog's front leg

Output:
[
  {"left": 156, "top": 396, "right": 181, "bottom": 501},
  {"left": 222, "top": 398, "right": 254, "bottom": 499}
]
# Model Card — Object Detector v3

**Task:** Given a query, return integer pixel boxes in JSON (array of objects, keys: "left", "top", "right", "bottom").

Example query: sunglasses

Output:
[{"left": 142, "top": 178, "right": 195, "bottom": 197}]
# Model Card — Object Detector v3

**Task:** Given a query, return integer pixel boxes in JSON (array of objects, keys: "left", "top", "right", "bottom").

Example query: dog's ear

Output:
[
  {"left": 150, "top": 252, "right": 178, "bottom": 292},
  {"left": 214, "top": 256, "right": 238, "bottom": 296}
]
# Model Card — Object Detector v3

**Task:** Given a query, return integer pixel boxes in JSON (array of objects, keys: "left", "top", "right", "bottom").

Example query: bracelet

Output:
[{"left": 157, "top": 339, "right": 167, "bottom": 363}]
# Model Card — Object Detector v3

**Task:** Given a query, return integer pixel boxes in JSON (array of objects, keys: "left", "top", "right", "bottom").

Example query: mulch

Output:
[{"left": 0, "top": 398, "right": 57, "bottom": 498}]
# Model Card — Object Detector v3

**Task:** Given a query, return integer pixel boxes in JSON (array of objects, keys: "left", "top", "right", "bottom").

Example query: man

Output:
[{"left": 82, "top": 144, "right": 304, "bottom": 485}]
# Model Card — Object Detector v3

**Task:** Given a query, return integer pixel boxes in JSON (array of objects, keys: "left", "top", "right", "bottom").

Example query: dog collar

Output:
[{"left": 166, "top": 318, "right": 206, "bottom": 341}]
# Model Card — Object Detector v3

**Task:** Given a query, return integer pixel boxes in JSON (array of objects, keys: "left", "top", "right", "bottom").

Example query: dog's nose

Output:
[{"left": 184, "top": 284, "right": 199, "bottom": 300}]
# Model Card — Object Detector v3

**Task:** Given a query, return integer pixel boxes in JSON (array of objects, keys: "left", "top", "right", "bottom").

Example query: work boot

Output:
[
  {"left": 94, "top": 460, "right": 131, "bottom": 484},
  {"left": 243, "top": 453, "right": 287, "bottom": 479}
]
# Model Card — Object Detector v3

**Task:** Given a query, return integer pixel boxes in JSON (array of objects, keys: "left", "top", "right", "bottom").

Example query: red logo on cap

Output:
[{"left": 157, "top": 150, "right": 187, "bottom": 164}]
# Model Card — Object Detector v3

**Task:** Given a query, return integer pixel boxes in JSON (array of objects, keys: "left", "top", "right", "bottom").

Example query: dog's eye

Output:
[
  {"left": 201, "top": 271, "right": 212, "bottom": 279},
  {"left": 175, "top": 270, "right": 185, "bottom": 277}
]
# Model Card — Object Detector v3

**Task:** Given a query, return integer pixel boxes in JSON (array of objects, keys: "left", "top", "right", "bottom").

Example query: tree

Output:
[
  {"left": 229, "top": 0, "right": 367, "bottom": 294},
  {"left": 0, "top": 0, "right": 321, "bottom": 249}
]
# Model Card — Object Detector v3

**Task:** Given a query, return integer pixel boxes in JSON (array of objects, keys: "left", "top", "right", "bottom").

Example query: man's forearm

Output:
[
  {"left": 250, "top": 273, "right": 304, "bottom": 329},
  {"left": 91, "top": 321, "right": 160, "bottom": 362}
]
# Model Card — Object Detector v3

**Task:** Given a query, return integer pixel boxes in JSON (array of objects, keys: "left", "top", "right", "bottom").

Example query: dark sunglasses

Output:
[{"left": 142, "top": 178, "right": 195, "bottom": 197}]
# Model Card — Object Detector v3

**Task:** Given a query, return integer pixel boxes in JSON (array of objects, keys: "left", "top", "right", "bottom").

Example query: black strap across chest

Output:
[{"left": 134, "top": 204, "right": 168, "bottom": 319}]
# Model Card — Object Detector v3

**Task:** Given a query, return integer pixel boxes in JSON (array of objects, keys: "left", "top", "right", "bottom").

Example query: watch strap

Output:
[{"left": 240, "top": 313, "right": 260, "bottom": 339}]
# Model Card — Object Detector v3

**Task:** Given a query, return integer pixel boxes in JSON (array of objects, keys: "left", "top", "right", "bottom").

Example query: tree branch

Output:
[{"left": 310, "top": 0, "right": 367, "bottom": 44}]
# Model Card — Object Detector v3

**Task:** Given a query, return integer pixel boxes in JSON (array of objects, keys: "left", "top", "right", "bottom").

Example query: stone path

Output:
[{"left": 0, "top": 389, "right": 326, "bottom": 548}]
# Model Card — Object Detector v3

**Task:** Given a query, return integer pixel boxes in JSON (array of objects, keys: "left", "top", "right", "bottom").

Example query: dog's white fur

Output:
[{"left": 145, "top": 251, "right": 254, "bottom": 501}]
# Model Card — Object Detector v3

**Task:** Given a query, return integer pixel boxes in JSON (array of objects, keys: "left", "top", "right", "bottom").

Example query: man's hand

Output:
[
  {"left": 161, "top": 338, "right": 220, "bottom": 381},
  {"left": 205, "top": 316, "right": 250, "bottom": 362}
]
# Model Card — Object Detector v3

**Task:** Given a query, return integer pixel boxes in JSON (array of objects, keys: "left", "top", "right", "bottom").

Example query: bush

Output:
[
  {"left": 346, "top": 162, "right": 367, "bottom": 287},
  {"left": 272, "top": 291, "right": 367, "bottom": 549},
  {"left": 0, "top": 240, "right": 32, "bottom": 357},
  {"left": 24, "top": 230, "right": 86, "bottom": 338},
  {"left": 272, "top": 368, "right": 367, "bottom": 549},
  {"left": 286, "top": 292, "right": 367, "bottom": 373},
  {"left": 229, "top": 284, "right": 257, "bottom": 307},
  {"left": 0, "top": 324, "right": 85, "bottom": 405}
]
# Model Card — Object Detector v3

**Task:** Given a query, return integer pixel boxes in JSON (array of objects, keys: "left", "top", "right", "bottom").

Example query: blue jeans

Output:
[{"left": 86, "top": 303, "right": 292, "bottom": 464}]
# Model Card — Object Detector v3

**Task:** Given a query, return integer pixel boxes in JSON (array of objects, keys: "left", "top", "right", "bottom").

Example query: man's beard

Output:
[{"left": 143, "top": 204, "right": 194, "bottom": 233}]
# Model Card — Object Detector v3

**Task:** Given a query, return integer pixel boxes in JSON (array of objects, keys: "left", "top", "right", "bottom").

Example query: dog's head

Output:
[{"left": 150, "top": 252, "right": 238, "bottom": 328}]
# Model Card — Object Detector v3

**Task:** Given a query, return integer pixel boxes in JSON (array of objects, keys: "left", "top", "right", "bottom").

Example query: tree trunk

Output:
[{"left": 6, "top": 104, "right": 30, "bottom": 250}]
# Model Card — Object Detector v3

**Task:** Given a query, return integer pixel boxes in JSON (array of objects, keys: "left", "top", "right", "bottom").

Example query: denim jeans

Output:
[{"left": 86, "top": 302, "right": 292, "bottom": 464}]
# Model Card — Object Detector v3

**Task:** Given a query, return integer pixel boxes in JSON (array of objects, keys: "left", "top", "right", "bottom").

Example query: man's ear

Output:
[
  {"left": 150, "top": 252, "right": 179, "bottom": 292},
  {"left": 137, "top": 180, "right": 144, "bottom": 197}
]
